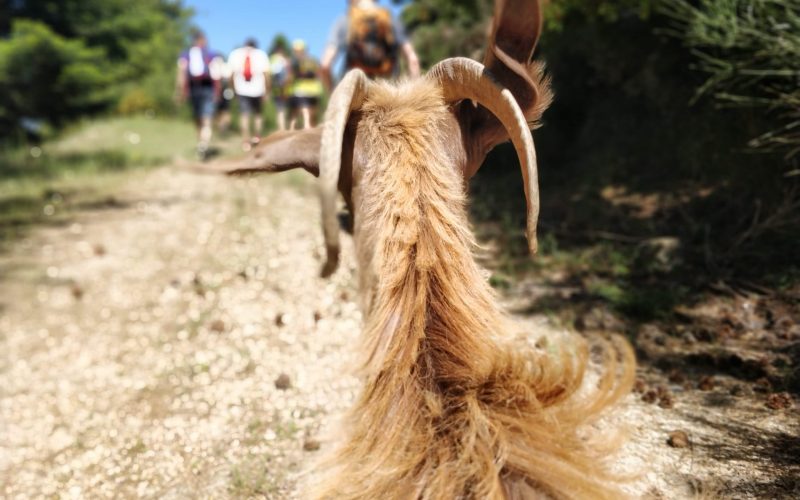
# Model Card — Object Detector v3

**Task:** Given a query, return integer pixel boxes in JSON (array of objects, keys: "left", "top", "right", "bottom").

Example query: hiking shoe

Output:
[{"left": 196, "top": 143, "right": 209, "bottom": 161}]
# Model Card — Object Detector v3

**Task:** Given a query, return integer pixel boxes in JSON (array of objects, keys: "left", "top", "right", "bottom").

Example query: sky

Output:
[{"left": 185, "top": 0, "right": 405, "bottom": 60}]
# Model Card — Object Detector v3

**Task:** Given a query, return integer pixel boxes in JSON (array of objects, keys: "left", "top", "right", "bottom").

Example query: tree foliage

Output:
[
  {"left": 660, "top": 0, "right": 800, "bottom": 158},
  {"left": 269, "top": 34, "right": 291, "bottom": 54},
  {"left": 0, "top": 0, "right": 192, "bottom": 138},
  {"left": 545, "top": 0, "right": 655, "bottom": 28},
  {"left": 393, "top": 0, "right": 656, "bottom": 67},
  {"left": 393, "top": 0, "right": 493, "bottom": 67},
  {"left": 394, "top": 0, "right": 797, "bottom": 281},
  {"left": 0, "top": 20, "right": 112, "bottom": 131}
]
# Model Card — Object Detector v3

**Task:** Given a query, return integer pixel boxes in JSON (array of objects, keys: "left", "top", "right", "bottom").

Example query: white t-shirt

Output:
[{"left": 228, "top": 47, "right": 270, "bottom": 97}]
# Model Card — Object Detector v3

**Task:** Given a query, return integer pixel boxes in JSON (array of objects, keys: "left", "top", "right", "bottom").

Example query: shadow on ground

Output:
[{"left": 467, "top": 55, "right": 800, "bottom": 393}]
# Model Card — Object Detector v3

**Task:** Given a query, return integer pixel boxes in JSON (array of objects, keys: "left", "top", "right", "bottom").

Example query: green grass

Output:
[
  {"left": 53, "top": 115, "right": 196, "bottom": 160},
  {"left": 229, "top": 455, "right": 282, "bottom": 498},
  {"left": 0, "top": 116, "right": 196, "bottom": 247}
]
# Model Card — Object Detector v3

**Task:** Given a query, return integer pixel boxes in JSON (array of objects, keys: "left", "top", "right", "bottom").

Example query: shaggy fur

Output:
[{"left": 308, "top": 78, "right": 635, "bottom": 499}]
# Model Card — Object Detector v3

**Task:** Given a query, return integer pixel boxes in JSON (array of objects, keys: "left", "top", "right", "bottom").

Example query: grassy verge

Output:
[{"left": 0, "top": 116, "right": 196, "bottom": 248}]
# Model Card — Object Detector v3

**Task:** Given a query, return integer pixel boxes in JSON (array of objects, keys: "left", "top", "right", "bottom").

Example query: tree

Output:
[
  {"left": 0, "top": 0, "right": 192, "bottom": 136},
  {"left": 394, "top": 0, "right": 492, "bottom": 68},
  {"left": 0, "top": 20, "right": 112, "bottom": 131},
  {"left": 269, "top": 34, "right": 290, "bottom": 54},
  {"left": 393, "top": 0, "right": 656, "bottom": 68},
  {"left": 545, "top": 0, "right": 654, "bottom": 28}
]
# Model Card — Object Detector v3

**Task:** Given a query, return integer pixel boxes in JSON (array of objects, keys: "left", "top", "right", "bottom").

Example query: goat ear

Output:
[
  {"left": 461, "top": 0, "right": 551, "bottom": 177},
  {"left": 222, "top": 128, "right": 321, "bottom": 177},
  {"left": 483, "top": 0, "right": 545, "bottom": 116}
]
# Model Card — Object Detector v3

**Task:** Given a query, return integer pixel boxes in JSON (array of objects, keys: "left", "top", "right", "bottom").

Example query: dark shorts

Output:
[
  {"left": 217, "top": 88, "right": 233, "bottom": 112},
  {"left": 289, "top": 96, "right": 319, "bottom": 110},
  {"left": 189, "top": 83, "right": 215, "bottom": 120},
  {"left": 273, "top": 95, "right": 288, "bottom": 110},
  {"left": 238, "top": 95, "right": 263, "bottom": 115}
]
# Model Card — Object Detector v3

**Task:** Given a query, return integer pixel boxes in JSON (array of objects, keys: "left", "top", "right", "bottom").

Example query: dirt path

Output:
[{"left": 1, "top": 166, "right": 797, "bottom": 499}]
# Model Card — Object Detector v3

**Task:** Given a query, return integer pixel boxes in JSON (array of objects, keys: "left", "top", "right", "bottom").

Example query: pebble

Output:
[
  {"left": 275, "top": 373, "right": 292, "bottom": 390},
  {"left": 642, "top": 390, "right": 658, "bottom": 404},
  {"left": 697, "top": 376, "right": 715, "bottom": 391},
  {"left": 303, "top": 439, "right": 321, "bottom": 452},
  {"left": 766, "top": 392, "right": 793, "bottom": 410},
  {"left": 667, "top": 430, "right": 691, "bottom": 449}
]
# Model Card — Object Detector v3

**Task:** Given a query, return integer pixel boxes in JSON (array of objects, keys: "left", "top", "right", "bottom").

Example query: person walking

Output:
[
  {"left": 288, "top": 40, "right": 323, "bottom": 130},
  {"left": 228, "top": 37, "right": 271, "bottom": 151},
  {"left": 176, "top": 31, "right": 224, "bottom": 160},
  {"left": 269, "top": 40, "right": 291, "bottom": 132},
  {"left": 320, "top": 0, "right": 420, "bottom": 91}
]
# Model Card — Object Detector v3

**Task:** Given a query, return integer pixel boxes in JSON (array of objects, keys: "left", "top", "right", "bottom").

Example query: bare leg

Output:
[
  {"left": 254, "top": 114, "right": 263, "bottom": 141},
  {"left": 197, "top": 116, "right": 213, "bottom": 160},
  {"left": 216, "top": 111, "right": 231, "bottom": 134},
  {"left": 276, "top": 109, "right": 286, "bottom": 131},
  {"left": 239, "top": 113, "right": 251, "bottom": 150},
  {"left": 301, "top": 106, "right": 312, "bottom": 130},
  {"left": 199, "top": 117, "right": 213, "bottom": 145}
]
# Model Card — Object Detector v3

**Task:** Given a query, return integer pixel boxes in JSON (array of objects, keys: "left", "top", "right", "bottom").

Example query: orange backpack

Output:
[{"left": 346, "top": 6, "right": 397, "bottom": 78}]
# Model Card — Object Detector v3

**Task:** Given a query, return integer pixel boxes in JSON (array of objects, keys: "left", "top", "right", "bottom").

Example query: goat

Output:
[{"left": 220, "top": 1, "right": 635, "bottom": 497}]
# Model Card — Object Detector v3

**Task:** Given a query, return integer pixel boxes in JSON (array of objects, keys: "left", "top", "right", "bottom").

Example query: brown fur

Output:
[{"left": 309, "top": 78, "right": 635, "bottom": 499}]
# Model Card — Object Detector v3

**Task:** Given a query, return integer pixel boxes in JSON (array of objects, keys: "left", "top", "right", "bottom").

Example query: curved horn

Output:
[
  {"left": 428, "top": 57, "right": 540, "bottom": 255},
  {"left": 318, "top": 69, "right": 371, "bottom": 277}
]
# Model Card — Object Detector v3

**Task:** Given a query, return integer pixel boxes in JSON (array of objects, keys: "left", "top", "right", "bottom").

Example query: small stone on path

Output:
[
  {"left": 667, "top": 430, "right": 691, "bottom": 449},
  {"left": 303, "top": 439, "right": 321, "bottom": 452},
  {"left": 275, "top": 373, "right": 292, "bottom": 390},
  {"left": 697, "top": 376, "right": 715, "bottom": 391},
  {"left": 766, "top": 392, "right": 793, "bottom": 410}
]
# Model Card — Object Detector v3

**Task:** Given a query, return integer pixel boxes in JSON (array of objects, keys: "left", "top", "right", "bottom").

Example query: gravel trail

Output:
[{"left": 1, "top": 166, "right": 797, "bottom": 499}]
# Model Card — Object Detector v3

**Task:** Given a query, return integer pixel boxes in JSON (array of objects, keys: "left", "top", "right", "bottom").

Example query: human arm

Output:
[
  {"left": 175, "top": 58, "right": 188, "bottom": 103},
  {"left": 227, "top": 50, "right": 239, "bottom": 95},
  {"left": 393, "top": 16, "right": 420, "bottom": 78},
  {"left": 320, "top": 45, "right": 338, "bottom": 93},
  {"left": 261, "top": 51, "right": 272, "bottom": 96},
  {"left": 321, "top": 15, "right": 347, "bottom": 92},
  {"left": 401, "top": 41, "right": 420, "bottom": 78},
  {"left": 210, "top": 55, "right": 224, "bottom": 101}
]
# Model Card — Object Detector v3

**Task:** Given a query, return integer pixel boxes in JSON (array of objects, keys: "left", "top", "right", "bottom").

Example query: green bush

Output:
[{"left": 117, "top": 88, "right": 158, "bottom": 116}]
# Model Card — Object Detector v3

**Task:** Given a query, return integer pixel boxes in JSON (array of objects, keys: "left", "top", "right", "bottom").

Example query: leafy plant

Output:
[{"left": 660, "top": 0, "right": 800, "bottom": 158}]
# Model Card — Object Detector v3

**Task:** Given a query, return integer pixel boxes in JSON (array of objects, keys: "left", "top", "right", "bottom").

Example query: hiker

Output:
[
  {"left": 176, "top": 31, "right": 224, "bottom": 160},
  {"left": 320, "top": 0, "right": 420, "bottom": 91},
  {"left": 288, "top": 40, "right": 323, "bottom": 130},
  {"left": 269, "top": 39, "right": 291, "bottom": 131},
  {"left": 228, "top": 38, "right": 271, "bottom": 151}
]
